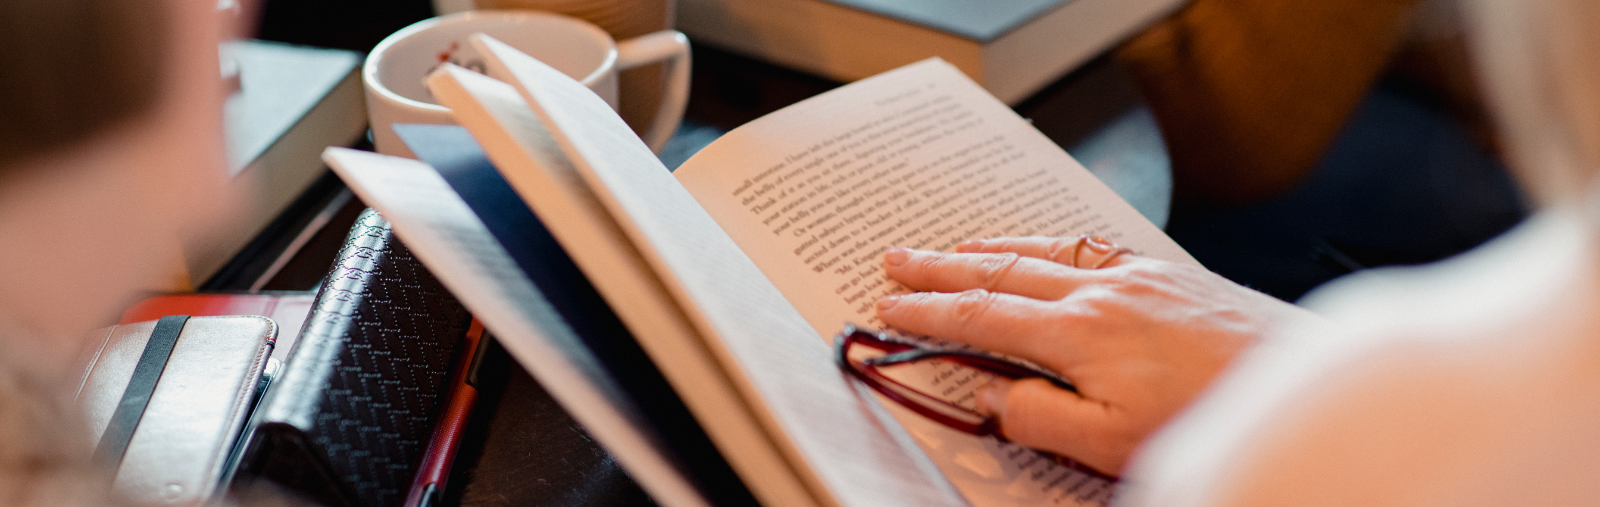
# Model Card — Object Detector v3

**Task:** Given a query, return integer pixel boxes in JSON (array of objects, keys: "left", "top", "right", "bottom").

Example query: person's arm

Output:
[{"left": 875, "top": 236, "right": 1319, "bottom": 474}]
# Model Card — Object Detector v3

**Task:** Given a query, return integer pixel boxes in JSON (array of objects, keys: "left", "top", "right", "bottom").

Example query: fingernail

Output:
[
  {"left": 876, "top": 294, "right": 902, "bottom": 311},
  {"left": 1084, "top": 236, "right": 1115, "bottom": 252},
  {"left": 977, "top": 378, "right": 1012, "bottom": 417},
  {"left": 884, "top": 248, "right": 912, "bottom": 266},
  {"left": 956, "top": 239, "right": 985, "bottom": 252}
]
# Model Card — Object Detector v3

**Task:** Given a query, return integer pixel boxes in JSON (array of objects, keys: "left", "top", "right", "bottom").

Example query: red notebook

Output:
[{"left": 120, "top": 293, "right": 315, "bottom": 361}]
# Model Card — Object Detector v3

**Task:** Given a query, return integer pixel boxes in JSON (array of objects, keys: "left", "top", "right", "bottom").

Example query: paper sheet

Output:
[{"left": 322, "top": 148, "right": 708, "bottom": 507}]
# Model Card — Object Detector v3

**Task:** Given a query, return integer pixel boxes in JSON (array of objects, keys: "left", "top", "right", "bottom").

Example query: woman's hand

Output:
[{"left": 875, "top": 236, "right": 1317, "bottom": 474}]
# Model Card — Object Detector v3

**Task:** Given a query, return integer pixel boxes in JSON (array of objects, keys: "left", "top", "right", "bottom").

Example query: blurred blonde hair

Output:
[{"left": 1464, "top": 0, "right": 1600, "bottom": 206}]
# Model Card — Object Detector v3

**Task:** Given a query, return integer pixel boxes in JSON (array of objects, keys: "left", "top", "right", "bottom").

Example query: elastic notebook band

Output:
[{"left": 95, "top": 314, "right": 189, "bottom": 469}]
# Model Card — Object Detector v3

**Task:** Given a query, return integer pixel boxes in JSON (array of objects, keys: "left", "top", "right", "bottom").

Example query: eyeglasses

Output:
[{"left": 834, "top": 324, "right": 1115, "bottom": 481}]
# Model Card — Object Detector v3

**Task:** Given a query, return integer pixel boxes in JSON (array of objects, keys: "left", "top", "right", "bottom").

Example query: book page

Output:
[
  {"left": 394, "top": 123, "right": 763, "bottom": 506},
  {"left": 448, "top": 37, "right": 973, "bottom": 507},
  {"left": 677, "top": 59, "right": 1195, "bottom": 506},
  {"left": 428, "top": 66, "right": 814, "bottom": 506},
  {"left": 322, "top": 148, "right": 707, "bottom": 507}
]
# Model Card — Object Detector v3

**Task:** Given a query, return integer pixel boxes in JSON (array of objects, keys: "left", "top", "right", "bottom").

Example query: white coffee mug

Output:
[{"left": 364, "top": 10, "right": 689, "bottom": 158}]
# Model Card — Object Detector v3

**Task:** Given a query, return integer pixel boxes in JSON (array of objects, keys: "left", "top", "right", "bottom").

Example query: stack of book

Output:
[
  {"left": 180, "top": 40, "right": 366, "bottom": 289},
  {"left": 676, "top": 0, "right": 1189, "bottom": 104}
]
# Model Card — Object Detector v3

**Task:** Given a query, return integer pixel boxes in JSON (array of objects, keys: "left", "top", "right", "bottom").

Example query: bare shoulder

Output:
[
  {"left": 1212, "top": 317, "right": 1600, "bottom": 505},
  {"left": 1213, "top": 213, "right": 1600, "bottom": 505}
]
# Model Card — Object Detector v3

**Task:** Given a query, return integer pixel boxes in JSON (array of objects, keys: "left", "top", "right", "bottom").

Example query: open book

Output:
[{"left": 325, "top": 35, "right": 1196, "bottom": 507}]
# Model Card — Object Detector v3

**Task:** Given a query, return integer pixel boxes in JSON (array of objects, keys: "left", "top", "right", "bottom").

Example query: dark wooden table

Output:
[{"left": 219, "top": 45, "right": 1164, "bottom": 507}]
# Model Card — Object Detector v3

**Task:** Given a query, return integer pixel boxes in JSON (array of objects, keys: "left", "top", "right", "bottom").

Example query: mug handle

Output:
[{"left": 614, "top": 30, "right": 691, "bottom": 154}]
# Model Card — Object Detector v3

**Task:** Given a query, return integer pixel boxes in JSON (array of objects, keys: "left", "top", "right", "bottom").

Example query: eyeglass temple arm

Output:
[{"left": 868, "top": 349, "right": 1077, "bottom": 393}]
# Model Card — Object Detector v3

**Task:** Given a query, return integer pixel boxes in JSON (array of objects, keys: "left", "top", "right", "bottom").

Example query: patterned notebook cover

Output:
[{"left": 232, "top": 210, "right": 473, "bottom": 507}]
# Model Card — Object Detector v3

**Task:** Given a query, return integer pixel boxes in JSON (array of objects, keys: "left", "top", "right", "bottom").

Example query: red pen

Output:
[{"left": 404, "top": 318, "right": 489, "bottom": 507}]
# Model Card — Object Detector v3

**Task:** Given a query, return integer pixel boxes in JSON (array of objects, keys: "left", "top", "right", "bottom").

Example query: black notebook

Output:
[{"left": 230, "top": 210, "right": 473, "bottom": 507}]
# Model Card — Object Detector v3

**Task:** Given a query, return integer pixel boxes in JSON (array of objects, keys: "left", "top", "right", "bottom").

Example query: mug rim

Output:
[{"left": 364, "top": 9, "right": 620, "bottom": 112}]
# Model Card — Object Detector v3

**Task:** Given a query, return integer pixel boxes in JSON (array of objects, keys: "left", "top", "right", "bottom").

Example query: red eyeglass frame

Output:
[{"left": 834, "top": 324, "right": 1117, "bottom": 481}]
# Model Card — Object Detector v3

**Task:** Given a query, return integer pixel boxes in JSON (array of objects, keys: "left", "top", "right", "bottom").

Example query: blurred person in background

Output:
[
  {"left": 877, "top": 0, "right": 1600, "bottom": 504},
  {"left": 1119, "top": 0, "right": 1526, "bottom": 303},
  {"left": 1119, "top": 0, "right": 1499, "bottom": 208},
  {"left": 0, "top": 0, "right": 234, "bottom": 504}
]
